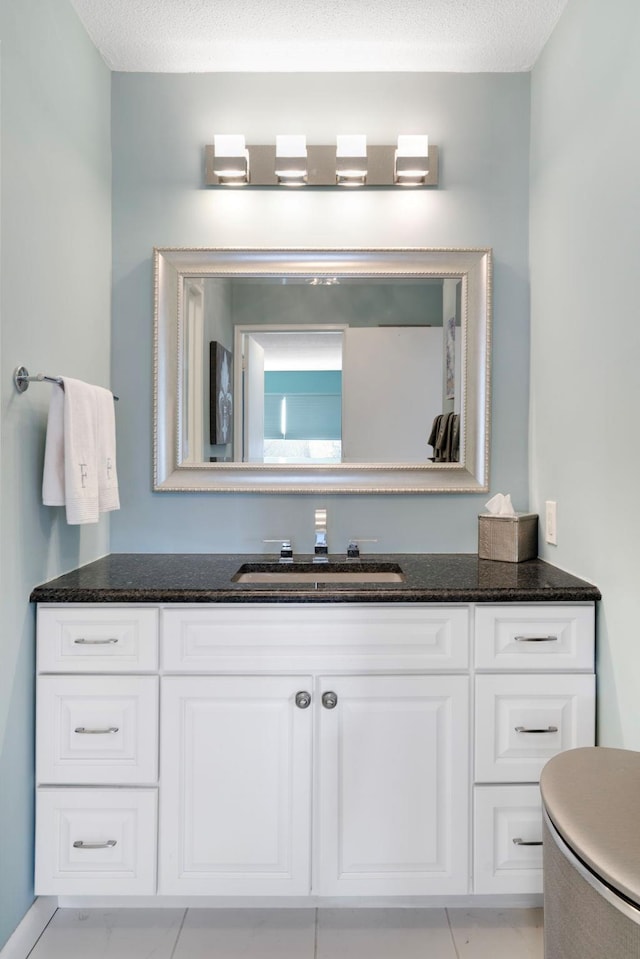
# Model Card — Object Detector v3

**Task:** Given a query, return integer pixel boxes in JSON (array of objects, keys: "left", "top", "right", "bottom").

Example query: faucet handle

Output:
[
  {"left": 280, "top": 540, "right": 293, "bottom": 559},
  {"left": 263, "top": 539, "right": 294, "bottom": 559},
  {"left": 347, "top": 538, "right": 378, "bottom": 558}
]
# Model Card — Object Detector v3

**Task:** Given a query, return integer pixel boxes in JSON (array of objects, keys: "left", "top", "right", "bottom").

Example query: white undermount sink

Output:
[{"left": 232, "top": 562, "right": 405, "bottom": 585}]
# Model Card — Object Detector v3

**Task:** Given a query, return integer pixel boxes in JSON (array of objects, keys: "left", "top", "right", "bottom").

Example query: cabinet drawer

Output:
[
  {"left": 37, "top": 607, "right": 158, "bottom": 672},
  {"left": 473, "top": 785, "right": 543, "bottom": 894},
  {"left": 37, "top": 676, "right": 158, "bottom": 784},
  {"left": 474, "top": 604, "right": 594, "bottom": 671},
  {"left": 35, "top": 788, "right": 157, "bottom": 895},
  {"left": 475, "top": 674, "right": 595, "bottom": 783},
  {"left": 161, "top": 605, "right": 469, "bottom": 672}
]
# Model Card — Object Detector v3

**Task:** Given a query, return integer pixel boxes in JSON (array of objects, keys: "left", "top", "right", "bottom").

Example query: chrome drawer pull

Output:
[
  {"left": 74, "top": 726, "right": 119, "bottom": 735},
  {"left": 515, "top": 725, "right": 559, "bottom": 734},
  {"left": 322, "top": 691, "right": 338, "bottom": 709},
  {"left": 514, "top": 635, "right": 558, "bottom": 643},
  {"left": 295, "top": 691, "right": 311, "bottom": 709},
  {"left": 73, "top": 839, "right": 117, "bottom": 849},
  {"left": 73, "top": 638, "right": 119, "bottom": 645},
  {"left": 513, "top": 837, "right": 543, "bottom": 846}
]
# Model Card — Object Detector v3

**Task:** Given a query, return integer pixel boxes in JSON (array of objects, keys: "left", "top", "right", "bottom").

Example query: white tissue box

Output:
[{"left": 478, "top": 512, "right": 538, "bottom": 563}]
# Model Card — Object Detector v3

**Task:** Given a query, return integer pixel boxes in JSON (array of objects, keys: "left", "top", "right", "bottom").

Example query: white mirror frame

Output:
[{"left": 153, "top": 247, "right": 491, "bottom": 493}]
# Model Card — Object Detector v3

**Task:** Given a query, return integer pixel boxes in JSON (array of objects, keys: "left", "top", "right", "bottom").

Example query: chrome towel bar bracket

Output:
[{"left": 13, "top": 365, "right": 119, "bottom": 400}]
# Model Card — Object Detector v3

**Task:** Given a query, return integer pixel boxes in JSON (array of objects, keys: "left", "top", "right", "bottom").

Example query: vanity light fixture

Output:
[
  {"left": 394, "top": 135, "right": 430, "bottom": 186},
  {"left": 275, "top": 134, "right": 308, "bottom": 186},
  {"left": 204, "top": 136, "right": 438, "bottom": 187},
  {"left": 336, "top": 134, "right": 367, "bottom": 186},
  {"left": 211, "top": 134, "right": 250, "bottom": 184}
]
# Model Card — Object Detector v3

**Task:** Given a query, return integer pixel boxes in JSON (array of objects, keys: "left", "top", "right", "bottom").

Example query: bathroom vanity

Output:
[{"left": 30, "top": 553, "right": 599, "bottom": 905}]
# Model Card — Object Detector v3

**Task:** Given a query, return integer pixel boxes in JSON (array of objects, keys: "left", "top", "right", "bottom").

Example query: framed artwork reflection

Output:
[
  {"left": 445, "top": 315, "right": 455, "bottom": 400},
  {"left": 210, "top": 342, "right": 233, "bottom": 445}
]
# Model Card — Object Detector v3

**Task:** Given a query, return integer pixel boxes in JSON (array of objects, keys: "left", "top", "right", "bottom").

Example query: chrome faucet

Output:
[{"left": 314, "top": 508, "right": 328, "bottom": 556}]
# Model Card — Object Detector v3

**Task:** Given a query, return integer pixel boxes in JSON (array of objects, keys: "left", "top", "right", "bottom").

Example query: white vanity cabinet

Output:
[{"left": 34, "top": 600, "right": 596, "bottom": 903}]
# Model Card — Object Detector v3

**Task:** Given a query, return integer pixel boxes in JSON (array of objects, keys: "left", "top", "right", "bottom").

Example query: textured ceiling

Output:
[
  {"left": 69, "top": 0, "right": 568, "bottom": 73},
  {"left": 251, "top": 331, "right": 343, "bottom": 371}
]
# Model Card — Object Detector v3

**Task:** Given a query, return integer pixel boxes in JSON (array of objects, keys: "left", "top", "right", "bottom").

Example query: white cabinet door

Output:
[
  {"left": 316, "top": 674, "right": 469, "bottom": 896},
  {"left": 342, "top": 327, "right": 443, "bottom": 462},
  {"left": 159, "top": 676, "right": 312, "bottom": 895}
]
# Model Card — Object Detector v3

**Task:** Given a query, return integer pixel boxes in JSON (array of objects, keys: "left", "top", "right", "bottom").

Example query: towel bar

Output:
[{"left": 13, "top": 366, "right": 119, "bottom": 400}]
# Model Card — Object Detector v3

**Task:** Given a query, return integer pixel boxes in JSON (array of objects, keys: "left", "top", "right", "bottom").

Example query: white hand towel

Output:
[
  {"left": 42, "top": 384, "right": 66, "bottom": 507},
  {"left": 42, "top": 377, "right": 119, "bottom": 524},
  {"left": 61, "top": 377, "right": 100, "bottom": 524},
  {"left": 96, "top": 385, "right": 120, "bottom": 513}
]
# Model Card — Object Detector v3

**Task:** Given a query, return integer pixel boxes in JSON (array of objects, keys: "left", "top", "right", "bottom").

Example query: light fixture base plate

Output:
[{"left": 205, "top": 145, "right": 438, "bottom": 187}]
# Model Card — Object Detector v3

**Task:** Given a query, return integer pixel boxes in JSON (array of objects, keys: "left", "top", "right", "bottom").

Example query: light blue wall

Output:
[
  {"left": 112, "top": 72, "right": 531, "bottom": 554},
  {"left": 265, "top": 371, "right": 342, "bottom": 441},
  {"left": 530, "top": 0, "right": 640, "bottom": 746},
  {"left": 231, "top": 281, "right": 445, "bottom": 327},
  {"left": 266, "top": 371, "right": 343, "bottom": 396},
  {"left": 0, "top": 0, "right": 111, "bottom": 946}
]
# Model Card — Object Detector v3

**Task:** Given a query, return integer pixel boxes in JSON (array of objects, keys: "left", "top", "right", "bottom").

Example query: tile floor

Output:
[{"left": 26, "top": 907, "right": 543, "bottom": 958}]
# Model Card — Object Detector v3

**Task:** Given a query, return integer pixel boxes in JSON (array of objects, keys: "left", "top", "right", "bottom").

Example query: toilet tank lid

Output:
[{"left": 541, "top": 746, "right": 640, "bottom": 906}]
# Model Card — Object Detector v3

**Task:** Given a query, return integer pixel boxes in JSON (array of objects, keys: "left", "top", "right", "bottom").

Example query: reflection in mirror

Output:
[
  {"left": 154, "top": 249, "right": 491, "bottom": 493},
  {"left": 188, "top": 277, "right": 462, "bottom": 466},
  {"left": 243, "top": 328, "right": 344, "bottom": 465}
]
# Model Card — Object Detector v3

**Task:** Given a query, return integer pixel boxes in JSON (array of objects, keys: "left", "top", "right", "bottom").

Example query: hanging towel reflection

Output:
[{"left": 428, "top": 412, "right": 460, "bottom": 463}]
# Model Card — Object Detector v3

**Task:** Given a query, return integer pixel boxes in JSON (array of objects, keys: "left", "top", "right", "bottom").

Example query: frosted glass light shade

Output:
[
  {"left": 275, "top": 134, "right": 308, "bottom": 181},
  {"left": 396, "top": 135, "right": 429, "bottom": 159},
  {"left": 336, "top": 135, "right": 367, "bottom": 158},
  {"left": 394, "top": 134, "right": 429, "bottom": 182},
  {"left": 336, "top": 134, "right": 368, "bottom": 184},
  {"left": 212, "top": 134, "right": 249, "bottom": 180},
  {"left": 275, "top": 134, "right": 307, "bottom": 157}
]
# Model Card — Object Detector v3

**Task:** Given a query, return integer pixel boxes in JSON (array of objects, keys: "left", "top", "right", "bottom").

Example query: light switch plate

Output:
[{"left": 545, "top": 500, "right": 558, "bottom": 545}]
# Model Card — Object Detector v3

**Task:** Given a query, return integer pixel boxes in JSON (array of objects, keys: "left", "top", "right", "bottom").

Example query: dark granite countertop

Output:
[{"left": 30, "top": 553, "right": 601, "bottom": 604}]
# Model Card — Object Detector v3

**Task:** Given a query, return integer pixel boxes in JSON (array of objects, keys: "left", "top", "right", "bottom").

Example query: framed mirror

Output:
[{"left": 154, "top": 247, "right": 491, "bottom": 493}]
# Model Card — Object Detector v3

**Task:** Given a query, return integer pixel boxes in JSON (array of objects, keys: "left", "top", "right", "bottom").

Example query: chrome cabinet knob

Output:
[
  {"left": 322, "top": 691, "right": 338, "bottom": 709},
  {"left": 295, "top": 691, "right": 311, "bottom": 709}
]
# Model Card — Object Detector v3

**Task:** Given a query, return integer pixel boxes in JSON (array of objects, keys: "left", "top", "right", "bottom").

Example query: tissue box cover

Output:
[{"left": 478, "top": 512, "right": 538, "bottom": 563}]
